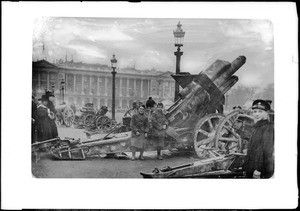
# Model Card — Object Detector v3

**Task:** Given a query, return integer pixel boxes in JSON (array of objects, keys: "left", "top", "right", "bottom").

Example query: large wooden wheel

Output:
[
  {"left": 83, "top": 114, "right": 95, "bottom": 127},
  {"left": 214, "top": 110, "right": 254, "bottom": 155},
  {"left": 96, "top": 116, "right": 112, "bottom": 130},
  {"left": 193, "top": 113, "right": 225, "bottom": 158},
  {"left": 63, "top": 107, "right": 75, "bottom": 127}
]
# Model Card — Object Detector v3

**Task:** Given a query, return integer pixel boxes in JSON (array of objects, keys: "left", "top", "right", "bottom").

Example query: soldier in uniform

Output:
[
  {"left": 130, "top": 105, "right": 149, "bottom": 160},
  {"left": 243, "top": 99, "right": 274, "bottom": 178},
  {"left": 151, "top": 102, "right": 168, "bottom": 160},
  {"left": 35, "top": 95, "right": 57, "bottom": 142},
  {"left": 45, "top": 91, "right": 58, "bottom": 138},
  {"left": 146, "top": 97, "right": 156, "bottom": 109}
]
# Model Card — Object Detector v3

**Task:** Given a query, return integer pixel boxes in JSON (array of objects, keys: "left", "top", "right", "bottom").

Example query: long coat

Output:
[
  {"left": 32, "top": 100, "right": 37, "bottom": 143},
  {"left": 151, "top": 110, "right": 168, "bottom": 148},
  {"left": 243, "top": 119, "right": 274, "bottom": 178},
  {"left": 35, "top": 105, "right": 57, "bottom": 142},
  {"left": 47, "top": 100, "right": 58, "bottom": 138},
  {"left": 130, "top": 113, "right": 149, "bottom": 149}
]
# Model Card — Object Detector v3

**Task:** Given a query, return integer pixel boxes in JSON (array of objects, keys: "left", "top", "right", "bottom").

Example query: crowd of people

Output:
[{"left": 130, "top": 101, "right": 168, "bottom": 160}]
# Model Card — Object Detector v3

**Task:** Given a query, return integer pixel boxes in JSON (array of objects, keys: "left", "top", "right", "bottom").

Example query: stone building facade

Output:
[{"left": 32, "top": 60, "right": 175, "bottom": 109}]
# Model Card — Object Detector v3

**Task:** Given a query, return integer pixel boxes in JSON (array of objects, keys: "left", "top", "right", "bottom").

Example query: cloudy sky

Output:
[{"left": 33, "top": 17, "right": 273, "bottom": 89}]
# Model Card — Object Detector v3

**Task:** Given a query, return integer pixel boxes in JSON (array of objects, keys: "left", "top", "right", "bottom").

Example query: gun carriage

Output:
[
  {"left": 55, "top": 104, "right": 75, "bottom": 127},
  {"left": 73, "top": 103, "right": 112, "bottom": 130},
  {"left": 33, "top": 56, "right": 256, "bottom": 162}
]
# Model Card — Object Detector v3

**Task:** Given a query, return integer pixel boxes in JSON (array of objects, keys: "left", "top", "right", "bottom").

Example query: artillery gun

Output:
[
  {"left": 55, "top": 104, "right": 75, "bottom": 127},
  {"left": 35, "top": 56, "right": 256, "bottom": 161}
]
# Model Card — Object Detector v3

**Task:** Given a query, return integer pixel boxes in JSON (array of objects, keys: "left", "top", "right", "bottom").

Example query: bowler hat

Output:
[
  {"left": 46, "top": 91, "right": 55, "bottom": 97},
  {"left": 252, "top": 99, "right": 271, "bottom": 111}
]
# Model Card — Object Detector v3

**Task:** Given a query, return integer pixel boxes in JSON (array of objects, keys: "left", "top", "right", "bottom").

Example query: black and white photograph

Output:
[
  {"left": 2, "top": 2, "right": 298, "bottom": 210},
  {"left": 31, "top": 17, "right": 275, "bottom": 179}
]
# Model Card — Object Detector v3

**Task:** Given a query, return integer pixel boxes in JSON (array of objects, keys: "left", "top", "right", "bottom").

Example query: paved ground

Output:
[{"left": 32, "top": 125, "right": 200, "bottom": 178}]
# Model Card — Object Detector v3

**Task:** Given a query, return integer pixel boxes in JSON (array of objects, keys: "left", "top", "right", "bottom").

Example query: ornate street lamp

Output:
[
  {"left": 173, "top": 21, "right": 185, "bottom": 101},
  {"left": 111, "top": 54, "right": 118, "bottom": 121}
]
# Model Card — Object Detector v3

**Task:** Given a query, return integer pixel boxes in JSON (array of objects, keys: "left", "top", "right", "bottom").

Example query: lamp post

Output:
[
  {"left": 111, "top": 54, "right": 118, "bottom": 121},
  {"left": 173, "top": 21, "right": 185, "bottom": 101}
]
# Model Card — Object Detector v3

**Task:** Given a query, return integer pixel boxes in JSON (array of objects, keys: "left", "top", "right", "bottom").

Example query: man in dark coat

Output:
[
  {"left": 32, "top": 96, "right": 37, "bottom": 143},
  {"left": 130, "top": 105, "right": 149, "bottom": 160},
  {"left": 35, "top": 95, "right": 57, "bottom": 142},
  {"left": 45, "top": 91, "right": 58, "bottom": 138},
  {"left": 243, "top": 99, "right": 274, "bottom": 179},
  {"left": 151, "top": 102, "right": 168, "bottom": 160},
  {"left": 146, "top": 97, "right": 156, "bottom": 109}
]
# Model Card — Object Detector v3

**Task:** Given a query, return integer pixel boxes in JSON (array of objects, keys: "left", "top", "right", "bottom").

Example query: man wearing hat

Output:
[
  {"left": 243, "top": 99, "right": 274, "bottom": 178},
  {"left": 35, "top": 95, "right": 57, "bottom": 142},
  {"left": 151, "top": 102, "right": 168, "bottom": 160},
  {"left": 45, "top": 91, "right": 58, "bottom": 138}
]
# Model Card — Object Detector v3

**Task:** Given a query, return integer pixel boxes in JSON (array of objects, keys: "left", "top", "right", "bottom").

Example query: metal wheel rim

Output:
[
  {"left": 193, "top": 113, "right": 225, "bottom": 158},
  {"left": 63, "top": 108, "right": 75, "bottom": 127},
  {"left": 214, "top": 110, "right": 254, "bottom": 154}
]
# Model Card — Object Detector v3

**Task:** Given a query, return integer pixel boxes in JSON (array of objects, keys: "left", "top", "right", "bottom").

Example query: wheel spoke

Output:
[
  {"left": 195, "top": 137, "right": 211, "bottom": 148},
  {"left": 208, "top": 119, "right": 214, "bottom": 131},
  {"left": 218, "top": 137, "right": 239, "bottom": 142},
  {"left": 196, "top": 129, "right": 210, "bottom": 137}
]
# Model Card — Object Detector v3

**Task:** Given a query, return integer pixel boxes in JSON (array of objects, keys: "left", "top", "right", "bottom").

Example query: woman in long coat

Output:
[
  {"left": 151, "top": 102, "right": 168, "bottom": 160},
  {"left": 35, "top": 95, "right": 57, "bottom": 142},
  {"left": 130, "top": 105, "right": 149, "bottom": 160},
  {"left": 243, "top": 99, "right": 274, "bottom": 178}
]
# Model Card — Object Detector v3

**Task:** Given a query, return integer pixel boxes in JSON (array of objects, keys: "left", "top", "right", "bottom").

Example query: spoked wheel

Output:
[
  {"left": 84, "top": 114, "right": 95, "bottom": 128},
  {"left": 63, "top": 108, "right": 75, "bottom": 127},
  {"left": 214, "top": 110, "right": 254, "bottom": 155},
  {"left": 55, "top": 111, "right": 64, "bottom": 126},
  {"left": 96, "top": 116, "right": 112, "bottom": 130},
  {"left": 193, "top": 114, "right": 225, "bottom": 158}
]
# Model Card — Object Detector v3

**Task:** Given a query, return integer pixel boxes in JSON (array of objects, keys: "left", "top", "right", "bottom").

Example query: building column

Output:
[
  {"left": 105, "top": 77, "right": 108, "bottom": 96},
  {"left": 73, "top": 74, "right": 76, "bottom": 93},
  {"left": 134, "top": 79, "right": 136, "bottom": 98},
  {"left": 47, "top": 72, "right": 50, "bottom": 90},
  {"left": 89, "top": 75, "right": 92, "bottom": 95},
  {"left": 127, "top": 78, "right": 130, "bottom": 97},
  {"left": 95, "top": 76, "right": 98, "bottom": 96},
  {"left": 141, "top": 79, "right": 144, "bottom": 98},
  {"left": 82, "top": 74, "right": 84, "bottom": 94},
  {"left": 148, "top": 79, "right": 151, "bottom": 98},
  {"left": 119, "top": 77, "right": 122, "bottom": 97}
]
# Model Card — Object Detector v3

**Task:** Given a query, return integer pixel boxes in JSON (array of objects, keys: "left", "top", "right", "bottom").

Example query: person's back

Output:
[{"left": 146, "top": 97, "right": 156, "bottom": 109}]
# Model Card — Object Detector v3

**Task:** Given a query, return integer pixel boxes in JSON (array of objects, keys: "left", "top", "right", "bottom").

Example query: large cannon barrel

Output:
[
  {"left": 213, "top": 56, "right": 246, "bottom": 87},
  {"left": 219, "top": 75, "right": 239, "bottom": 94},
  {"left": 202, "top": 60, "right": 231, "bottom": 81},
  {"left": 167, "top": 56, "right": 246, "bottom": 127}
]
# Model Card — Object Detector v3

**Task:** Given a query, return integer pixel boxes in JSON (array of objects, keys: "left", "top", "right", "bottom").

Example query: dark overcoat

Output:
[
  {"left": 47, "top": 100, "right": 58, "bottom": 138},
  {"left": 130, "top": 113, "right": 149, "bottom": 149},
  {"left": 35, "top": 105, "right": 56, "bottom": 142},
  {"left": 146, "top": 99, "right": 156, "bottom": 109},
  {"left": 32, "top": 100, "right": 37, "bottom": 143},
  {"left": 243, "top": 119, "right": 274, "bottom": 178},
  {"left": 151, "top": 110, "right": 168, "bottom": 148}
]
